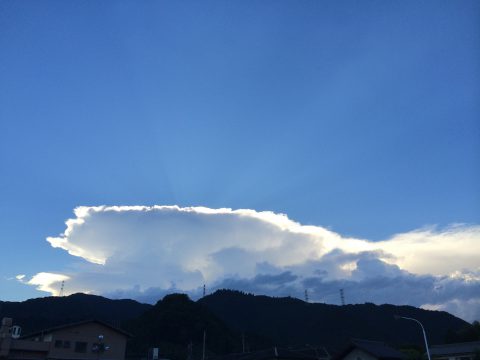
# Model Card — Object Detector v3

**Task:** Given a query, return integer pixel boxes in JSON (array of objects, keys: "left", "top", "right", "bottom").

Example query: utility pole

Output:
[
  {"left": 202, "top": 330, "right": 206, "bottom": 360},
  {"left": 187, "top": 341, "right": 193, "bottom": 360}
]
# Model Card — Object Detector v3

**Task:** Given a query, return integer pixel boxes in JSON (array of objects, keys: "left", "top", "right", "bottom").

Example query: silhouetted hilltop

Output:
[
  {"left": 198, "top": 290, "right": 470, "bottom": 351},
  {"left": 124, "top": 293, "right": 256, "bottom": 359},
  {"left": 0, "top": 293, "right": 150, "bottom": 334}
]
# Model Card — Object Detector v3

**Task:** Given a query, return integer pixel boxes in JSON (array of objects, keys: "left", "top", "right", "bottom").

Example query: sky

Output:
[{"left": 0, "top": 1, "right": 479, "bottom": 321}]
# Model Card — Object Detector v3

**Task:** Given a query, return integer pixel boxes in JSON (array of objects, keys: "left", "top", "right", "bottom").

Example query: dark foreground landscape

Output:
[{"left": 1, "top": 290, "right": 478, "bottom": 359}]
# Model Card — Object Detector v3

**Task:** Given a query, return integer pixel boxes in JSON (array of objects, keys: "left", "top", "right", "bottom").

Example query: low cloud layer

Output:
[{"left": 19, "top": 205, "right": 480, "bottom": 321}]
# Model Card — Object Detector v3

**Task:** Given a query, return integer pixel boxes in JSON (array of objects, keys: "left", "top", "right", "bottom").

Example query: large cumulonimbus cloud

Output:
[{"left": 19, "top": 205, "right": 480, "bottom": 321}]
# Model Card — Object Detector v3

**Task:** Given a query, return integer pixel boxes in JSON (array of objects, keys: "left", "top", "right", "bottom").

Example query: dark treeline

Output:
[
  {"left": 198, "top": 290, "right": 471, "bottom": 351},
  {"left": 445, "top": 320, "right": 480, "bottom": 343},
  {"left": 0, "top": 290, "right": 476, "bottom": 360},
  {"left": 0, "top": 293, "right": 149, "bottom": 333}
]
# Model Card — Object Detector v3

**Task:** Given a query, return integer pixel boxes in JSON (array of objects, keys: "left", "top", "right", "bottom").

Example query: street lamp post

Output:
[{"left": 394, "top": 315, "right": 431, "bottom": 360}]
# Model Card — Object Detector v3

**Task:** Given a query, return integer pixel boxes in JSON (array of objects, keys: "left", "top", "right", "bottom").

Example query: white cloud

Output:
[
  {"left": 21, "top": 205, "right": 480, "bottom": 321},
  {"left": 376, "top": 225, "right": 480, "bottom": 275},
  {"left": 18, "top": 272, "right": 70, "bottom": 295},
  {"left": 422, "top": 298, "right": 480, "bottom": 323}
]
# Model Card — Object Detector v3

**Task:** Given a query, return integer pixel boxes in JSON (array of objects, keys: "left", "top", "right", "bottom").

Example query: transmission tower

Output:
[
  {"left": 59, "top": 281, "right": 65, "bottom": 297},
  {"left": 340, "top": 288, "right": 345, "bottom": 305}
]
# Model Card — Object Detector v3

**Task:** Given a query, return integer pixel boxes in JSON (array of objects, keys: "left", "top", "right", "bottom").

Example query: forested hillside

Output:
[
  {"left": 0, "top": 290, "right": 475, "bottom": 359},
  {"left": 199, "top": 290, "right": 470, "bottom": 350}
]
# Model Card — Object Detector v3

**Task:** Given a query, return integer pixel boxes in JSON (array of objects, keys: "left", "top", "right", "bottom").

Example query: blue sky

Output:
[{"left": 0, "top": 1, "right": 479, "bottom": 319}]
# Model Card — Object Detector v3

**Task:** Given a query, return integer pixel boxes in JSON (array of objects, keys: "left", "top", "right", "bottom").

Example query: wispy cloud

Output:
[{"left": 19, "top": 205, "right": 480, "bottom": 321}]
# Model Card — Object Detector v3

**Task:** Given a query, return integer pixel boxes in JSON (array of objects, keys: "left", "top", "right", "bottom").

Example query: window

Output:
[
  {"left": 63, "top": 341, "right": 71, "bottom": 349},
  {"left": 75, "top": 342, "right": 87, "bottom": 353},
  {"left": 54, "top": 340, "right": 63, "bottom": 348}
]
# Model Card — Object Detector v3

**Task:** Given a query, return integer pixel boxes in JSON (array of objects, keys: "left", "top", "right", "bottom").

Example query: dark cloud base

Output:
[{"left": 104, "top": 250, "right": 480, "bottom": 321}]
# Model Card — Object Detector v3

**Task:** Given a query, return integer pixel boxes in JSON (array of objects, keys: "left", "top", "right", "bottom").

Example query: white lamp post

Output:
[{"left": 394, "top": 315, "right": 431, "bottom": 360}]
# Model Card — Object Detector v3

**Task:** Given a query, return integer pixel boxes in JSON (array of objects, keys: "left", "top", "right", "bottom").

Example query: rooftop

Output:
[
  {"left": 335, "top": 339, "right": 405, "bottom": 360},
  {"left": 430, "top": 341, "right": 480, "bottom": 356},
  {"left": 21, "top": 319, "right": 131, "bottom": 339}
]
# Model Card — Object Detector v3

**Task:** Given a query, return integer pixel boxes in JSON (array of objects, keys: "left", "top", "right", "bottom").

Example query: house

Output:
[
  {"left": 429, "top": 341, "right": 480, "bottom": 360},
  {"left": 0, "top": 317, "right": 130, "bottom": 360},
  {"left": 334, "top": 339, "right": 405, "bottom": 360}
]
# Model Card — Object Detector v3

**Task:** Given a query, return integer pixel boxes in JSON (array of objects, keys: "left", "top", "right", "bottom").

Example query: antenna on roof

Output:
[
  {"left": 340, "top": 288, "right": 345, "bottom": 306},
  {"left": 304, "top": 289, "right": 309, "bottom": 303},
  {"left": 59, "top": 281, "right": 65, "bottom": 297}
]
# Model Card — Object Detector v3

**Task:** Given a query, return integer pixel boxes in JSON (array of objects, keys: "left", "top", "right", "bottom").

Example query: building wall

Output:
[
  {"left": 26, "top": 322, "right": 127, "bottom": 360},
  {"left": 342, "top": 348, "right": 378, "bottom": 360},
  {"left": 8, "top": 340, "right": 49, "bottom": 360}
]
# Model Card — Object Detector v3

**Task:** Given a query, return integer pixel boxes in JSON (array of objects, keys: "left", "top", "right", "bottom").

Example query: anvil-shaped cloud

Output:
[{"left": 21, "top": 205, "right": 480, "bottom": 321}]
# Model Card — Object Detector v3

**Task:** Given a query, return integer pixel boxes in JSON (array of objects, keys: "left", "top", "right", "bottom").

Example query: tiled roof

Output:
[
  {"left": 211, "top": 346, "right": 330, "bottom": 360},
  {"left": 335, "top": 339, "right": 405, "bottom": 360},
  {"left": 430, "top": 341, "right": 480, "bottom": 356},
  {"left": 352, "top": 339, "right": 405, "bottom": 359}
]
